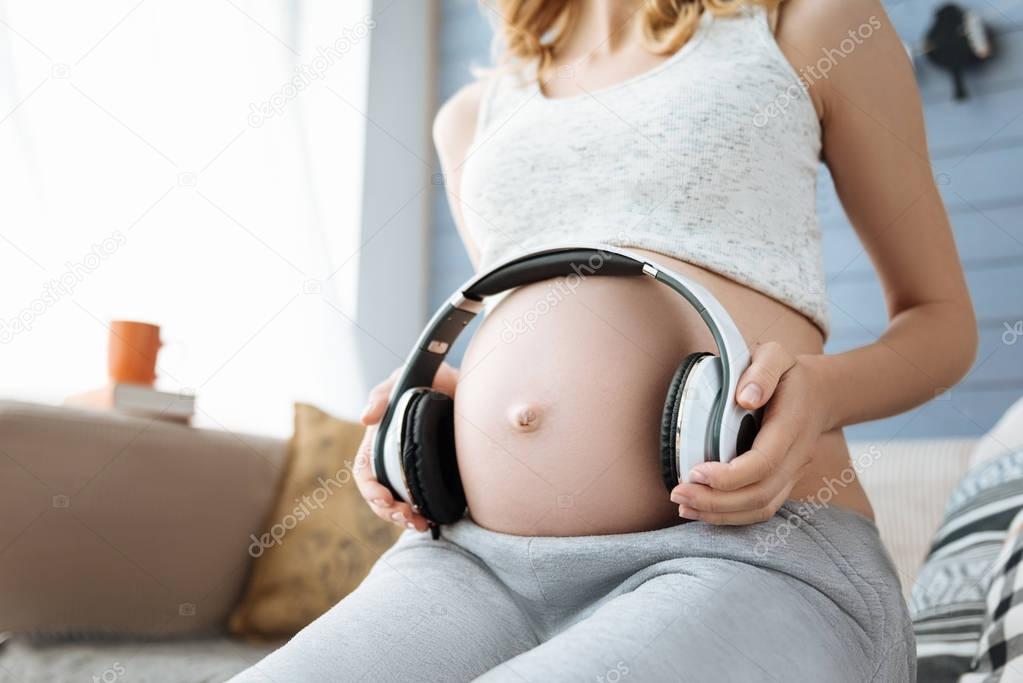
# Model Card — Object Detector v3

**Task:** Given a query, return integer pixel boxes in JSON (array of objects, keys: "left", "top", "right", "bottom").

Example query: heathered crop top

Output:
[{"left": 458, "top": 5, "right": 828, "bottom": 334}]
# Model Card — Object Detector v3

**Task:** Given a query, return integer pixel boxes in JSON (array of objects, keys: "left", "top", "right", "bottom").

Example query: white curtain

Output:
[{"left": 0, "top": 0, "right": 372, "bottom": 436}]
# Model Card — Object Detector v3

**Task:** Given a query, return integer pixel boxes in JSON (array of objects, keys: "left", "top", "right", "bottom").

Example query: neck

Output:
[{"left": 562, "top": 0, "right": 644, "bottom": 58}]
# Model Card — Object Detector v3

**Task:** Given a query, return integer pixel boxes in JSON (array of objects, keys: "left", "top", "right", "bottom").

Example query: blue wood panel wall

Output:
[{"left": 429, "top": 0, "right": 1023, "bottom": 440}]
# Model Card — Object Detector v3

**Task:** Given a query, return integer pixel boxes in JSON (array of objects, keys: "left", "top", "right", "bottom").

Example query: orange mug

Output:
[{"left": 108, "top": 320, "right": 162, "bottom": 386}]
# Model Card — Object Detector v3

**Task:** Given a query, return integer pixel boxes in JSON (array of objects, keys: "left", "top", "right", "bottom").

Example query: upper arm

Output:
[
  {"left": 774, "top": 0, "right": 973, "bottom": 319},
  {"left": 433, "top": 80, "right": 487, "bottom": 269}
]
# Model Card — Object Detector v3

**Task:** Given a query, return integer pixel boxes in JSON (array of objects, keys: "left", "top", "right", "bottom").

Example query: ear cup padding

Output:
[
  {"left": 660, "top": 352, "right": 713, "bottom": 492},
  {"left": 736, "top": 412, "right": 759, "bottom": 457},
  {"left": 401, "top": 390, "right": 466, "bottom": 525}
]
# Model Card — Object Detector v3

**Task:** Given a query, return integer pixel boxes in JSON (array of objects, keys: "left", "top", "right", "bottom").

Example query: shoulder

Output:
[
  {"left": 776, "top": 0, "right": 886, "bottom": 47},
  {"left": 433, "top": 79, "right": 488, "bottom": 164},
  {"left": 774, "top": 0, "right": 898, "bottom": 119}
]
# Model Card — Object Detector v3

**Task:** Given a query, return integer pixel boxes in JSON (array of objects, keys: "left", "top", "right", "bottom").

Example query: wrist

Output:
[{"left": 796, "top": 352, "right": 838, "bottom": 433}]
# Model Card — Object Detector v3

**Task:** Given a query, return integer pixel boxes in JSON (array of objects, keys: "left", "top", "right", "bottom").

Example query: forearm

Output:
[{"left": 803, "top": 299, "right": 977, "bottom": 431}]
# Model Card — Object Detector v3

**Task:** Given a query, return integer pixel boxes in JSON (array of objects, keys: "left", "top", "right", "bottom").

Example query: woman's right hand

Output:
[{"left": 353, "top": 363, "right": 459, "bottom": 532}]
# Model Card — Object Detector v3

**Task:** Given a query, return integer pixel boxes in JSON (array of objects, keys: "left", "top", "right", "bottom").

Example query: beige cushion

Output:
[
  {"left": 228, "top": 404, "right": 401, "bottom": 639},
  {"left": 853, "top": 438, "right": 976, "bottom": 598},
  {"left": 0, "top": 400, "right": 287, "bottom": 636}
]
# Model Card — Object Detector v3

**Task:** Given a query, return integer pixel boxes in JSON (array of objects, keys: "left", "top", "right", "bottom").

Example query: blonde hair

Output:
[{"left": 489, "top": 0, "right": 781, "bottom": 78}]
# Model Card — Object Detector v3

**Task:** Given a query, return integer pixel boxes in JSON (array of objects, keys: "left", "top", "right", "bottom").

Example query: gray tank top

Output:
[{"left": 459, "top": 5, "right": 827, "bottom": 334}]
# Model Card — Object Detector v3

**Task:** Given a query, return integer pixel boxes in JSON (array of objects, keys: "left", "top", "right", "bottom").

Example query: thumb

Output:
[{"left": 736, "top": 341, "right": 795, "bottom": 410}]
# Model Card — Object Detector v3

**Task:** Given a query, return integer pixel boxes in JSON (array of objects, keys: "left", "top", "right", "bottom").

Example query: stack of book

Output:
[{"left": 66, "top": 384, "right": 195, "bottom": 424}]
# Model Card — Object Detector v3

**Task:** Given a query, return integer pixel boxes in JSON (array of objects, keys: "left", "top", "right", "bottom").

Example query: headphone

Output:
[{"left": 372, "top": 245, "right": 760, "bottom": 536}]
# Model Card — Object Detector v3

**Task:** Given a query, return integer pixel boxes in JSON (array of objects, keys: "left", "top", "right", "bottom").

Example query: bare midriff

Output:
[{"left": 454, "top": 249, "right": 874, "bottom": 536}]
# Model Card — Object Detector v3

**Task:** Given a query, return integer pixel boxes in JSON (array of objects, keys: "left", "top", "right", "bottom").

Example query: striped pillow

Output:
[
  {"left": 960, "top": 511, "right": 1023, "bottom": 681},
  {"left": 910, "top": 447, "right": 1023, "bottom": 681}
]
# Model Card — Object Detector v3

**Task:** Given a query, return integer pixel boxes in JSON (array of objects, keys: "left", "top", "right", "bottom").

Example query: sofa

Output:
[{"left": 0, "top": 400, "right": 984, "bottom": 681}]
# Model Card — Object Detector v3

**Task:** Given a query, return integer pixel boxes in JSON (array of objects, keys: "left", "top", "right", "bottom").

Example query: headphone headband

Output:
[
  {"left": 464, "top": 249, "right": 643, "bottom": 299},
  {"left": 372, "top": 244, "right": 751, "bottom": 493}
]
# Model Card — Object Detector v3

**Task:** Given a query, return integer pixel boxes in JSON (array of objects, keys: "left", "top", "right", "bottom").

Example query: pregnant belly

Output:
[{"left": 453, "top": 249, "right": 872, "bottom": 536}]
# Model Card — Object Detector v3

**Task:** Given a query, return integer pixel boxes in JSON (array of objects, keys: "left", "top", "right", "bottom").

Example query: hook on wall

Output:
[{"left": 922, "top": 3, "right": 994, "bottom": 100}]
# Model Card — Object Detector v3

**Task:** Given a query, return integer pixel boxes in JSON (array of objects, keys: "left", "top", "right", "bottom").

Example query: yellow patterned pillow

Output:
[{"left": 228, "top": 403, "right": 401, "bottom": 638}]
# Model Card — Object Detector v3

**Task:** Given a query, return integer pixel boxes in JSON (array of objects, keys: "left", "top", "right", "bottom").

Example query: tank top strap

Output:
[
  {"left": 737, "top": 4, "right": 797, "bottom": 77},
  {"left": 476, "top": 66, "right": 538, "bottom": 136}
]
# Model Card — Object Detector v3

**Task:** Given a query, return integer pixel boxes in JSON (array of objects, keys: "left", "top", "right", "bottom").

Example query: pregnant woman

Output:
[{"left": 235, "top": 0, "right": 976, "bottom": 680}]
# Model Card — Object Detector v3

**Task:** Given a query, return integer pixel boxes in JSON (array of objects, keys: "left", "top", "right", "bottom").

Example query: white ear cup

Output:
[
  {"left": 675, "top": 356, "right": 723, "bottom": 481},
  {"left": 376, "top": 388, "right": 423, "bottom": 506}
]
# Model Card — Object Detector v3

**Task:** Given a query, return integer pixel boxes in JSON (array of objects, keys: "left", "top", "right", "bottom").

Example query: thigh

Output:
[
  {"left": 229, "top": 532, "right": 538, "bottom": 683},
  {"left": 477, "top": 559, "right": 877, "bottom": 683}
]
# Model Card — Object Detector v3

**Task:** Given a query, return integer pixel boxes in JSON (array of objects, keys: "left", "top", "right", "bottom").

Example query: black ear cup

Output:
[
  {"left": 401, "top": 390, "right": 466, "bottom": 525},
  {"left": 659, "top": 352, "right": 713, "bottom": 492}
]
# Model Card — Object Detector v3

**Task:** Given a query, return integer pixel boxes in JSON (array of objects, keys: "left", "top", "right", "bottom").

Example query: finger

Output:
[
  {"left": 384, "top": 501, "right": 431, "bottom": 532},
  {"left": 361, "top": 363, "right": 460, "bottom": 425},
  {"left": 671, "top": 476, "right": 782, "bottom": 515},
  {"left": 360, "top": 368, "right": 402, "bottom": 425},
  {"left": 352, "top": 426, "right": 376, "bottom": 481},
  {"left": 352, "top": 427, "right": 432, "bottom": 531},
  {"left": 353, "top": 427, "right": 392, "bottom": 505},
  {"left": 433, "top": 362, "right": 459, "bottom": 395},
  {"left": 357, "top": 467, "right": 430, "bottom": 532},
  {"left": 688, "top": 414, "right": 797, "bottom": 491},
  {"left": 736, "top": 341, "right": 795, "bottom": 410},
  {"left": 362, "top": 481, "right": 394, "bottom": 507},
  {"left": 354, "top": 467, "right": 395, "bottom": 510},
  {"left": 360, "top": 385, "right": 393, "bottom": 426},
  {"left": 678, "top": 486, "right": 791, "bottom": 526}
]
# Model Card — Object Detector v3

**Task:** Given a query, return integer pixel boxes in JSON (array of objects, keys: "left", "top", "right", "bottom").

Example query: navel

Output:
[{"left": 508, "top": 404, "right": 542, "bottom": 432}]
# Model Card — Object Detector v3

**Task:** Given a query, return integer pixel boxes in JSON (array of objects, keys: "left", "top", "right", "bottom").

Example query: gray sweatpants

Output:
[{"left": 230, "top": 502, "right": 914, "bottom": 682}]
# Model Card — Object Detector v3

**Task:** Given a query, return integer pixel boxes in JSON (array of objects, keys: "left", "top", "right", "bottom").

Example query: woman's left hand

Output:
[{"left": 669, "top": 342, "right": 831, "bottom": 525}]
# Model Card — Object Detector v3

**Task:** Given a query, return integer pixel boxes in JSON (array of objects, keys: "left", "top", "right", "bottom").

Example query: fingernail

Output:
[
  {"left": 371, "top": 498, "right": 387, "bottom": 507},
  {"left": 360, "top": 403, "right": 373, "bottom": 420},
  {"left": 688, "top": 469, "right": 708, "bottom": 485},
  {"left": 405, "top": 522, "right": 416, "bottom": 530},
  {"left": 390, "top": 512, "right": 405, "bottom": 522},
  {"left": 679, "top": 506, "right": 700, "bottom": 520},
  {"left": 670, "top": 492, "right": 691, "bottom": 506},
  {"left": 739, "top": 383, "right": 762, "bottom": 406}
]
